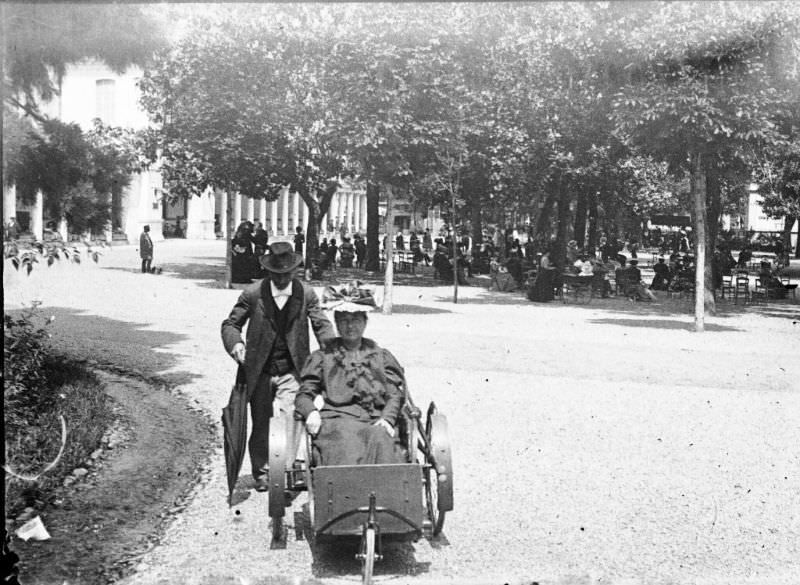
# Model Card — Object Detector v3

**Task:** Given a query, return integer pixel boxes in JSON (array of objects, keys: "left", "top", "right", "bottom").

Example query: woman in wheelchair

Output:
[{"left": 295, "top": 301, "right": 406, "bottom": 466}]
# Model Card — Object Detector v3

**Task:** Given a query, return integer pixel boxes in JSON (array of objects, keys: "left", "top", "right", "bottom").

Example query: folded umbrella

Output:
[{"left": 222, "top": 366, "right": 248, "bottom": 506}]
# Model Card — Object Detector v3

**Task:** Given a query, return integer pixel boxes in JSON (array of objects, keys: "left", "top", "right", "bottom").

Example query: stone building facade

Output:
[{"left": 3, "top": 59, "right": 372, "bottom": 243}]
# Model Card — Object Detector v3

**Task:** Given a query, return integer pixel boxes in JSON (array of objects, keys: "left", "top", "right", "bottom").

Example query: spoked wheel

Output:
[
  {"left": 424, "top": 464, "right": 445, "bottom": 536},
  {"left": 361, "top": 526, "right": 376, "bottom": 585},
  {"left": 425, "top": 402, "right": 453, "bottom": 537},
  {"left": 268, "top": 415, "right": 287, "bottom": 547}
]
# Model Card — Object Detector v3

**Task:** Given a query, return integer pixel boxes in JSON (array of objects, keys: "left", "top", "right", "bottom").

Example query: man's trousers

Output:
[{"left": 248, "top": 371, "right": 300, "bottom": 479}]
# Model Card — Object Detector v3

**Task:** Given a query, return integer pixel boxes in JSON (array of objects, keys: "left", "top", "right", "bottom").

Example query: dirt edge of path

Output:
[{"left": 10, "top": 369, "right": 217, "bottom": 585}]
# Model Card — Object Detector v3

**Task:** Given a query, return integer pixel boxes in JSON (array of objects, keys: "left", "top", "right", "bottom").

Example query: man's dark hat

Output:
[{"left": 260, "top": 241, "right": 302, "bottom": 273}]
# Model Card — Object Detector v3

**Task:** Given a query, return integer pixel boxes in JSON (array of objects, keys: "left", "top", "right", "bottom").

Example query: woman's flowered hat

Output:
[{"left": 321, "top": 280, "right": 377, "bottom": 312}]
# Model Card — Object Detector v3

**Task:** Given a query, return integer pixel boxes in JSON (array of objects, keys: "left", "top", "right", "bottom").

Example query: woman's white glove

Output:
[
  {"left": 305, "top": 410, "right": 322, "bottom": 435},
  {"left": 373, "top": 418, "right": 395, "bottom": 438}
]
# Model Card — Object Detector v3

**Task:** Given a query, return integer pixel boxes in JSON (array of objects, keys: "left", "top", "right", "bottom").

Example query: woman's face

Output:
[{"left": 335, "top": 312, "right": 367, "bottom": 343}]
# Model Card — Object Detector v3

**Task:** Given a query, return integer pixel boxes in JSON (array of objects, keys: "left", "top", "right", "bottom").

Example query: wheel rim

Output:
[
  {"left": 361, "top": 527, "right": 375, "bottom": 585},
  {"left": 425, "top": 465, "right": 440, "bottom": 535},
  {"left": 268, "top": 416, "right": 287, "bottom": 520}
]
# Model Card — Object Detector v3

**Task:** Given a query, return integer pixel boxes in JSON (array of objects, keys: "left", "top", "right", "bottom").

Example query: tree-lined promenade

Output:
[{"left": 5, "top": 2, "right": 800, "bottom": 329}]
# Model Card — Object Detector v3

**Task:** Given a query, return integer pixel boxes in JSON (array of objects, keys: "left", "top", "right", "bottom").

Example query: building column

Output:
[
  {"left": 353, "top": 192, "right": 360, "bottom": 235},
  {"left": 54, "top": 217, "right": 67, "bottom": 241},
  {"left": 3, "top": 183, "right": 17, "bottom": 225},
  {"left": 270, "top": 199, "right": 278, "bottom": 235},
  {"left": 329, "top": 194, "right": 339, "bottom": 233},
  {"left": 233, "top": 192, "right": 242, "bottom": 228},
  {"left": 246, "top": 196, "right": 255, "bottom": 222},
  {"left": 32, "top": 190, "right": 44, "bottom": 241},
  {"left": 218, "top": 189, "right": 228, "bottom": 238},
  {"left": 346, "top": 191, "right": 354, "bottom": 234},
  {"left": 337, "top": 192, "right": 345, "bottom": 230},
  {"left": 259, "top": 198, "right": 267, "bottom": 226},
  {"left": 292, "top": 191, "right": 300, "bottom": 232},
  {"left": 281, "top": 188, "right": 289, "bottom": 236}
]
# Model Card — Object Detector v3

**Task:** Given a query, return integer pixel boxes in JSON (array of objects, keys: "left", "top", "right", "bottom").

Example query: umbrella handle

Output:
[{"left": 236, "top": 365, "right": 247, "bottom": 386}]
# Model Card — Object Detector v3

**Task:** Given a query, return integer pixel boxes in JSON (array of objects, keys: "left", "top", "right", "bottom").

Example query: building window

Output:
[{"left": 95, "top": 79, "right": 116, "bottom": 124}]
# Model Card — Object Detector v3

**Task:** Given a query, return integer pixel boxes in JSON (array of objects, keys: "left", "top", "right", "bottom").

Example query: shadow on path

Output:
[
  {"left": 102, "top": 263, "right": 227, "bottom": 288},
  {"left": 390, "top": 304, "right": 452, "bottom": 315},
  {"left": 13, "top": 307, "right": 200, "bottom": 386},
  {"left": 433, "top": 291, "right": 529, "bottom": 305},
  {"left": 588, "top": 317, "right": 742, "bottom": 332}
]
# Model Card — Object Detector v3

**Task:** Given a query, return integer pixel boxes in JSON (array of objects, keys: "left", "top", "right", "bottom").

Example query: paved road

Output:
[{"left": 5, "top": 240, "right": 800, "bottom": 585}]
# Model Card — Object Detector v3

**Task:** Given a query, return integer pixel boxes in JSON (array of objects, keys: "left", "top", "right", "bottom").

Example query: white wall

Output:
[{"left": 40, "top": 59, "right": 149, "bottom": 131}]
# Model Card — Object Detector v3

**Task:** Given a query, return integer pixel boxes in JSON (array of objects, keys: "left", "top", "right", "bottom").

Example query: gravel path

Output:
[{"left": 5, "top": 240, "right": 799, "bottom": 585}]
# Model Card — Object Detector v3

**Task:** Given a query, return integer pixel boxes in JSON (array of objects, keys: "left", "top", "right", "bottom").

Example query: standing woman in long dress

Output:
[
  {"left": 231, "top": 221, "right": 255, "bottom": 283},
  {"left": 528, "top": 250, "right": 556, "bottom": 302}
]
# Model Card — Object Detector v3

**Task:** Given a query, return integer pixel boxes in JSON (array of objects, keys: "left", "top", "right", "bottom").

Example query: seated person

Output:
[
  {"left": 590, "top": 257, "right": 612, "bottom": 298},
  {"left": 651, "top": 257, "right": 672, "bottom": 290},
  {"left": 574, "top": 255, "right": 594, "bottom": 277},
  {"left": 758, "top": 262, "right": 789, "bottom": 299},
  {"left": 614, "top": 258, "right": 629, "bottom": 294},
  {"left": 624, "top": 259, "right": 656, "bottom": 301},
  {"left": 505, "top": 254, "right": 524, "bottom": 285},
  {"left": 296, "top": 302, "right": 405, "bottom": 466},
  {"left": 489, "top": 257, "right": 516, "bottom": 292},
  {"left": 433, "top": 245, "right": 453, "bottom": 281}
]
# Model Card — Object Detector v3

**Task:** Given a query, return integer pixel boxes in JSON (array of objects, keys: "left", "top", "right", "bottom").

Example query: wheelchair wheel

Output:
[
  {"left": 268, "top": 415, "right": 287, "bottom": 523},
  {"left": 424, "top": 463, "right": 445, "bottom": 536},
  {"left": 361, "top": 526, "right": 376, "bottom": 585},
  {"left": 425, "top": 403, "right": 453, "bottom": 536}
]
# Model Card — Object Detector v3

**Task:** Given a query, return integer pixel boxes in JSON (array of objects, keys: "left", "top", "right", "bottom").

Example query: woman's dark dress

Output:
[
  {"left": 528, "top": 268, "right": 556, "bottom": 302},
  {"left": 231, "top": 236, "right": 256, "bottom": 283},
  {"left": 295, "top": 338, "right": 405, "bottom": 466}
]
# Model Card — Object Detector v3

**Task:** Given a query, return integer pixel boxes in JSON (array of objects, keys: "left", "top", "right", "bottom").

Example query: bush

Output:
[
  {"left": 4, "top": 305, "right": 52, "bottom": 428},
  {"left": 4, "top": 308, "right": 113, "bottom": 517}
]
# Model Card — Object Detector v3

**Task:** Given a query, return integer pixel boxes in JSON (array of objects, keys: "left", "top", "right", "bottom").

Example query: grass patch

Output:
[{"left": 5, "top": 316, "right": 114, "bottom": 519}]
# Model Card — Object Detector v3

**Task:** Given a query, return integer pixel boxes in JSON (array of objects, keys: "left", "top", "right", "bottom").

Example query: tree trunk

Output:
[
  {"left": 783, "top": 215, "right": 795, "bottom": 261},
  {"left": 365, "top": 182, "right": 381, "bottom": 272},
  {"left": 703, "top": 159, "right": 720, "bottom": 315},
  {"left": 553, "top": 180, "right": 570, "bottom": 269},
  {"left": 535, "top": 193, "right": 557, "bottom": 237},
  {"left": 303, "top": 195, "right": 321, "bottom": 281},
  {"left": 382, "top": 183, "right": 395, "bottom": 315},
  {"left": 586, "top": 192, "right": 599, "bottom": 253},
  {"left": 452, "top": 188, "right": 459, "bottom": 304},
  {"left": 225, "top": 188, "right": 235, "bottom": 288},
  {"left": 692, "top": 154, "right": 707, "bottom": 332},
  {"left": 300, "top": 183, "right": 337, "bottom": 280},
  {"left": 573, "top": 192, "right": 588, "bottom": 249}
]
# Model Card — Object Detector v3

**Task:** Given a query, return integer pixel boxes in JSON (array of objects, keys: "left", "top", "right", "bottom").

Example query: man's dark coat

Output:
[{"left": 221, "top": 279, "right": 335, "bottom": 398}]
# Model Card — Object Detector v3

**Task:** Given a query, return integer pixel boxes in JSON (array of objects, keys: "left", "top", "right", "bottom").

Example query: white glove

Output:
[
  {"left": 231, "top": 342, "right": 245, "bottom": 364},
  {"left": 306, "top": 410, "right": 322, "bottom": 436},
  {"left": 373, "top": 418, "right": 395, "bottom": 438}
]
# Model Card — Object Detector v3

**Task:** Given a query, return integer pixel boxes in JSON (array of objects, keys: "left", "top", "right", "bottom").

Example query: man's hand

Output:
[
  {"left": 231, "top": 342, "right": 246, "bottom": 364},
  {"left": 306, "top": 410, "right": 322, "bottom": 436},
  {"left": 373, "top": 418, "right": 395, "bottom": 438}
]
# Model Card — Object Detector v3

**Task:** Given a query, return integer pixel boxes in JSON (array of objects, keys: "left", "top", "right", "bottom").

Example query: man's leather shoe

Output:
[{"left": 254, "top": 474, "right": 269, "bottom": 492}]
